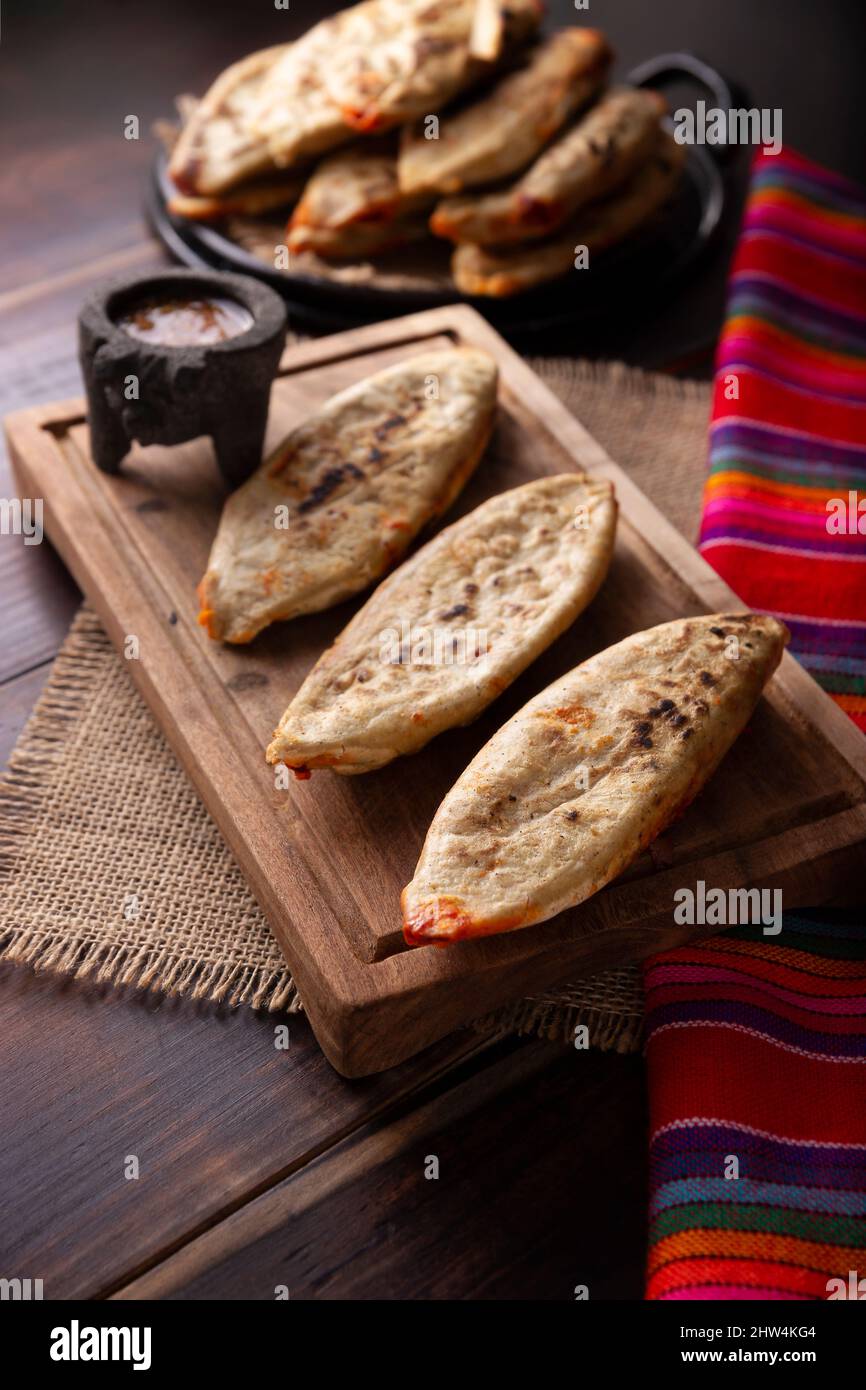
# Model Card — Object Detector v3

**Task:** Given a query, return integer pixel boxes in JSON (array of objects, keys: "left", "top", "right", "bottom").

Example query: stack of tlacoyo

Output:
[
  {"left": 166, "top": 0, "right": 686, "bottom": 296},
  {"left": 198, "top": 347, "right": 790, "bottom": 947}
]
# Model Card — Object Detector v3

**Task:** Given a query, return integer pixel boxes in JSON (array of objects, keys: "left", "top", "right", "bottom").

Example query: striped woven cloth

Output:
[
  {"left": 644, "top": 150, "right": 866, "bottom": 1301},
  {"left": 698, "top": 147, "right": 866, "bottom": 731}
]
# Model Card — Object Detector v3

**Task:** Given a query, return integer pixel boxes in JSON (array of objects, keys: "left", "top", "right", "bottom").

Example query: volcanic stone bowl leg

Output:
[
  {"left": 83, "top": 370, "right": 131, "bottom": 474},
  {"left": 212, "top": 395, "right": 272, "bottom": 490}
]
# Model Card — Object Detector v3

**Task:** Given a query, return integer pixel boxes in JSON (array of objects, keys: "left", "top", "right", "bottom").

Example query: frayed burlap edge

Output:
[
  {"left": 0, "top": 926, "right": 301, "bottom": 1014},
  {"left": 0, "top": 610, "right": 302, "bottom": 1014},
  {"left": 534, "top": 355, "right": 711, "bottom": 401},
  {"left": 473, "top": 996, "right": 644, "bottom": 1053}
]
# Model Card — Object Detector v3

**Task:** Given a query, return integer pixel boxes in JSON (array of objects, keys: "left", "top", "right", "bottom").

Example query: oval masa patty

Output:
[
  {"left": 168, "top": 45, "right": 291, "bottom": 197},
  {"left": 398, "top": 28, "right": 612, "bottom": 196},
  {"left": 402, "top": 613, "right": 790, "bottom": 944},
  {"left": 430, "top": 85, "right": 667, "bottom": 246},
  {"left": 253, "top": 0, "right": 542, "bottom": 167},
  {"left": 198, "top": 348, "right": 499, "bottom": 644},
  {"left": 266, "top": 473, "right": 617, "bottom": 774},
  {"left": 451, "top": 127, "right": 686, "bottom": 296}
]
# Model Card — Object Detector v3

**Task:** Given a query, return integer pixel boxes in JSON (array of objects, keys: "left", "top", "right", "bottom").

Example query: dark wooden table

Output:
[{"left": 1, "top": 0, "right": 861, "bottom": 1300}]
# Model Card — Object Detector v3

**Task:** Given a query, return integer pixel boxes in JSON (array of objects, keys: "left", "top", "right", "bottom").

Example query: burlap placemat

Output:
[{"left": 0, "top": 359, "right": 711, "bottom": 1055}]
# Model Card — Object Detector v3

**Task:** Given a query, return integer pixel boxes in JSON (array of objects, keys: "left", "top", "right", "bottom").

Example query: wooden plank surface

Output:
[
  {"left": 0, "top": 664, "right": 52, "bottom": 766},
  {"left": 115, "top": 1043, "right": 648, "bottom": 1301},
  {"left": 8, "top": 304, "right": 866, "bottom": 1076},
  {"left": 0, "top": 328, "right": 85, "bottom": 681},
  {"left": 0, "top": 959, "right": 510, "bottom": 1299}
]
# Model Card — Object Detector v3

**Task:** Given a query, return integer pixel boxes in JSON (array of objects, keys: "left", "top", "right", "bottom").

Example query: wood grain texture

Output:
[
  {"left": 0, "top": 959, "right": 506, "bottom": 1300},
  {"left": 115, "top": 1041, "right": 648, "bottom": 1301},
  {"left": 7, "top": 305, "right": 866, "bottom": 1076},
  {"left": 0, "top": 329, "right": 86, "bottom": 681},
  {"left": 0, "top": 663, "right": 52, "bottom": 768}
]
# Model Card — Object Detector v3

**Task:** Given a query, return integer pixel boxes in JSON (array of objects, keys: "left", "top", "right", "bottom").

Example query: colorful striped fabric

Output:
[
  {"left": 644, "top": 150, "right": 866, "bottom": 1301},
  {"left": 699, "top": 147, "right": 866, "bottom": 731},
  {"left": 645, "top": 917, "right": 866, "bottom": 1300}
]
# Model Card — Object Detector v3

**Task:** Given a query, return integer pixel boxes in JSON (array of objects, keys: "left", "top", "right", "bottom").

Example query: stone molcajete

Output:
[{"left": 78, "top": 268, "right": 287, "bottom": 488}]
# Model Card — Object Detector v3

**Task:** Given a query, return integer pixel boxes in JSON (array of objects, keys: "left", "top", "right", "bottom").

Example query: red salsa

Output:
[{"left": 116, "top": 295, "right": 254, "bottom": 346}]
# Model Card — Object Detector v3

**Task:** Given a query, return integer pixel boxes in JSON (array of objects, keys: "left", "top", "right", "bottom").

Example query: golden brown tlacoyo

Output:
[
  {"left": 430, "top": 86, "right": 668, "bottom": 245},
  {"left": 253, "top": 0, "right": 543, "bottom": 169},
  {"left": 167, "top": 171, "right": 305, "bottom": 222},
  {"left": 197, "top": 349, "right": 498, "bottom": 644},
  {"left": 402, "top": 613, "right": 789, "bottom": 945},
  {"left": 451, "top": 127, "right": 686, "bottom": 296},
  {"left": 168, "top": 45, "right": 291, "bottom": 196},
  {"left": 287, "top": 146, "right": 433, "bottom": 260},
  {"left": 266, "top": 474, "right": 617, "bottom": 775},
  {"left": 287, "top": 215, "right": 431, "bottom": 261},
  {"left": 398, "top": 28, "right": 612, "bottom": 196},
  {"left": 249, "top": 13, "right": 355, "bottom": 167}
]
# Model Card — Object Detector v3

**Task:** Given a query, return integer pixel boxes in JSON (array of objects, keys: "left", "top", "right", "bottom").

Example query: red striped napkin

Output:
[{"left": 644, "top": 149, "right": 866, "bottom": 1301}]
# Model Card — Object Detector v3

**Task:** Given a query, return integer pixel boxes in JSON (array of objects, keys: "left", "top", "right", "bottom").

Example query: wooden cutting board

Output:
[{"left": 7, "top": 306, "right": 866, "bottom": 1076}]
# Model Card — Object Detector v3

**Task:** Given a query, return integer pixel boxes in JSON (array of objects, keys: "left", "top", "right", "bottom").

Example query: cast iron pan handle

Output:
[{"left": 625, "top": 51, "right": 740, "bottom": 164}]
